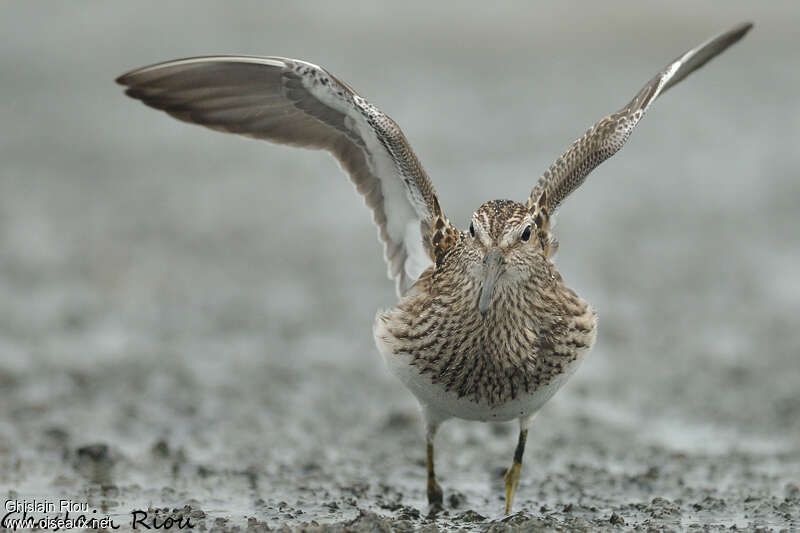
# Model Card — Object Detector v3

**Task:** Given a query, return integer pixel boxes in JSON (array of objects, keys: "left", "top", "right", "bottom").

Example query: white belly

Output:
[{"left": 374, "top": 319, "right": 588, "bottom": 423}]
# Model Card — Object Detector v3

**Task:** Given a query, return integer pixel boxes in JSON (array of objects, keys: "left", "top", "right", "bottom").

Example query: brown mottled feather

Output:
[
  {"left": 528, "top": 22, "right": 752, "bottom": 213},
  {"left": 380, "top": 200, "right": 597, "bottom": 407}
]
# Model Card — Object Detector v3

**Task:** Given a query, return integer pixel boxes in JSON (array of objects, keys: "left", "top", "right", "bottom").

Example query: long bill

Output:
[{"left": 479, "top": 249, "right": 503, "bottom": 316}]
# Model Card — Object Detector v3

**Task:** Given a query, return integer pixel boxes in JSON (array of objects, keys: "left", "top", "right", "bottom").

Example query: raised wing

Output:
[
  {"left": 117, "top": 56, "right": 453, "bottom": 296},
  {"left": 527, "top": 22, "right": 753, "bottom": 214}
]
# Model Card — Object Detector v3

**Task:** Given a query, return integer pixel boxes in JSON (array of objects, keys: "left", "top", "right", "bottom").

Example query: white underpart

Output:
[
  {"left": 403, "top": 221, "right": 432, "bottom": 283},
  {"left": 357, "top": 121, "right": 424, "bottom": 290},
  {"left": 306, "top": 71, "right": 429, "bottom": 294}
]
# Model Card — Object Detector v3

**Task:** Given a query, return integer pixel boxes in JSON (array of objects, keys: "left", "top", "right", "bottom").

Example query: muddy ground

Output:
[{"left": 1, "top": 2, "right": 799, "bottom": 531}]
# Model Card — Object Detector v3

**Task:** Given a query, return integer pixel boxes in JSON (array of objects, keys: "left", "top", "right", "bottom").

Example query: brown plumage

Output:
[
  {"left": 116, "top": 22, "right": 752, "bottom": 514},
  {"left": 378, "top": 201, "right": 596, "bottom": 408}
]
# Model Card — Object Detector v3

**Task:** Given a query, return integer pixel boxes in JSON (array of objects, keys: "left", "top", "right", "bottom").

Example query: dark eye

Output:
[
  {"left": 521, "top": 225, "right": 532, "bottom": 242},
  {"left": 469, "top": 222, "right": 475, "bottom": 238}
]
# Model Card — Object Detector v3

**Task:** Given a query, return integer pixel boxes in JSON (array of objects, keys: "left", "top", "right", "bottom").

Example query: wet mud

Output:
[{"left": 1, "top": 2, "right": 799, "bottom": 531}]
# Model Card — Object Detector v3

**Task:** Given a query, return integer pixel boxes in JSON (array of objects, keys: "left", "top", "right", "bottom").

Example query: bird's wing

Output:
[
  {"left": 527, "top": 22, "right": 752, "bottom": 215},
  {"left": 117, "top": 56, "right": 453, "bottom": 296}
]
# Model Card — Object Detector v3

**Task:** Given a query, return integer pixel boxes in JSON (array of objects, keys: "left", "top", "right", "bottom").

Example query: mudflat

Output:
[{"left": 1, "top": 2, "right": 798, "bottom": 531}]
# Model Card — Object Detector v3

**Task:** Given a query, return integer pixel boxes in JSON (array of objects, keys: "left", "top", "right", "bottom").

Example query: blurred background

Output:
[{"left": 1, "top": 2, "right": 798, "bottom": 530}]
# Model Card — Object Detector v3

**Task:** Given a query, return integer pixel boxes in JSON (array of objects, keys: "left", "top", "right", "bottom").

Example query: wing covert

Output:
[{"left": 117, "top": 56, "right": 450, "bottom": 296}]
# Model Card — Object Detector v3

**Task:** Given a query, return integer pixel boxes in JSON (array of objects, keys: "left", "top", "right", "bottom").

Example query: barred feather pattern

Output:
[{"left": 377, "top": 238, "right": 597, "bottom": 408}]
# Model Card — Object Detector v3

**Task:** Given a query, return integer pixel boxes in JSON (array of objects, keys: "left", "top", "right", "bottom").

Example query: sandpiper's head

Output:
[{"left": 465, "top": 199, "right": 553, "bottom": 316}]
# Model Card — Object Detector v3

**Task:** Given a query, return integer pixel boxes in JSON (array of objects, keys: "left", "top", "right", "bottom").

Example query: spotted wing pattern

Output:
[
  {"left": 117, "top": 56, "right": 448, "bottom": 296},
  {"left": 528, "top": 22, "right": 753, "bottom": 214}
]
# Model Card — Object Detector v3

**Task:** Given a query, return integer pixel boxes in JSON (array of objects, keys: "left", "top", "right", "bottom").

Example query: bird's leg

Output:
[
  {"left": 421, "top": 408, "right": 443, "bottom": 508},
  {"left": 426, "top": 425, "right": 443, "bottom": 508},
  {"left": 504, "top": 429, "right": 527, "bottom": 514},
  {"left": 504, "top": 414, "right": 535, "bottom": 514}
]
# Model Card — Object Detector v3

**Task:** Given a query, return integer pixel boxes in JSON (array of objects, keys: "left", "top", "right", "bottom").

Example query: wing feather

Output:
[
  {"left": 528, "top": 22, "right": 753, "bottom": 213},
  {"left": 117, "top": 56, "right": 450, "bottom": 295}
]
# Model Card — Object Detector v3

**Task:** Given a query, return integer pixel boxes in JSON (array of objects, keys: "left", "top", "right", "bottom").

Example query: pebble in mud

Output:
[
  {"left": 73, "top": 443, "right": 115, "bottom": 485},
  {"left": 455, "top": 510, "right": 486, "bottom": 523},
  {"left": 448, "top": 491, "right": 466, "bottom": 509},
  {"left": 76, "top": 443, "right": 110, "bottom": 462},
  {"left": 648, "top": 497, "right": 681, "bottom": 519},
  {"left": 151, "top": 438, "right": 170, "bottom": 458},
  {"left": 246, "top": 516, "right": 271, "bottom": 532}
]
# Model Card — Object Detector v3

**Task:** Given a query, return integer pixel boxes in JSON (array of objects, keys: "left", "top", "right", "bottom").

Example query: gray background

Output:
[{"left": 1, "top": 2, "right": 798, "bottom": 531}]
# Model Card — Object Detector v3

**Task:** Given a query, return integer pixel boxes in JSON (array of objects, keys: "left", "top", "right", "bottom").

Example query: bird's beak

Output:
[{"left": 479, "top": 249, "right": 504, "bottom": 316}]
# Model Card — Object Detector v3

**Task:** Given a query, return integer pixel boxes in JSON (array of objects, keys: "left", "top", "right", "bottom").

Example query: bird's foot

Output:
[
  {"left": 427, "top": 476, "right": 443, "bottom": 509},
  {"left": 504, "top": 461, "right": 522, "bottom": 515}
]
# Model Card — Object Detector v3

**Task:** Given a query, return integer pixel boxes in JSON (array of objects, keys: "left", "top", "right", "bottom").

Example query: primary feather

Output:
[
  {"left": 117, "top": 56, "right": 446, "bottom": 296},
  {"left": 527, "top": 22, "right": 753, "bottom": 213}
]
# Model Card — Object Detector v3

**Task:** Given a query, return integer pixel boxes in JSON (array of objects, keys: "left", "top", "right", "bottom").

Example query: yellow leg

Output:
[{"left": 504, "top": 428, "right": 528, "bottom": 514}]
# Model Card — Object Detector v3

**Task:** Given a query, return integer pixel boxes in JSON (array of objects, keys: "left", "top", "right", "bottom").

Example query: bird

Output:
[{"left": 116, "top": 22, "right": 752, "bottom": 514}]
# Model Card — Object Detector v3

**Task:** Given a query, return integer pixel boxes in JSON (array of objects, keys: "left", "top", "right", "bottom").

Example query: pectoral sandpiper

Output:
[{"left": 116, "top": 22, "right": 752, "bottom": 514}]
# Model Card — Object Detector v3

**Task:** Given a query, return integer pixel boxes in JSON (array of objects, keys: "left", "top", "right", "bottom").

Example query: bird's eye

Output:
[
  {"left": 521, "top": 225, "right": 532, "bottom": 242},
  {"left": 469, "top": 222, "right": 475, "bottom": 238}
]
